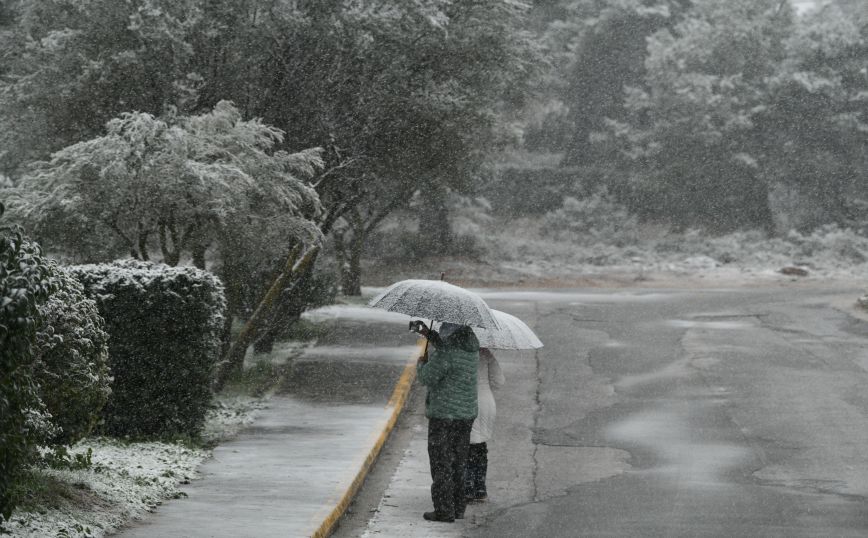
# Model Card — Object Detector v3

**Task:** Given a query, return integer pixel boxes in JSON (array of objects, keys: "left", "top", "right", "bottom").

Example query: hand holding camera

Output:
[{"left": 409, "top": 320, "right": 430, "bottom": 337}]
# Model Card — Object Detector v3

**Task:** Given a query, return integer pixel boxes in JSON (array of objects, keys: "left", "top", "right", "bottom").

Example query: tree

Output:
[
  {"left": 0, "top": 204, "right": 58, "bottom": 524},
  {"left": 2, "top": 0, "right": 542, "bottom": 298},
  {"left": 0, "top": 0, "right": 201, "bottom": 176},
  {"left": 603, "top": 0, "right": 794, "bottom": 230},
  {"left": 558, "top": 0, "right": 689, "bottom": 166},
  {"left": 758, "top": 4, "right": 868, "bottom": 229},
  {"left": 13, "top": 101, "right": 322, "bottom": 265},
  {"left": 10, "top": 102, "right": 325, "bottom": 360},
  {"left": 184, "top": 0, "right": 542, "bottom": 291}
]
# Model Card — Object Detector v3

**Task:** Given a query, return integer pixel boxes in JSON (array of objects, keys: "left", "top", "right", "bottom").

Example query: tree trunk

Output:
[
  {"left": 158, "top": 224, "right": 181, "bottom": 266},
  {"left": 138, "top": 228, "right": 150, "bottom": 262},
  {"left": 187, "top": 221, "right": 208, "bottom": 270},
  {"left": 214, "top": 245, "right": 319, "bottom": 389},
  {"left": 341, "top": 229, "right": 364, "bottom": 296},
  {"left": 191, "top": 241, "right": 207, "bottom": 270},
  {"left": 219, "top": 277, "right": 242, "bottom": 359},
  {"left": 417, "top": 184, "right": 451, "bottom": 253},
  {"left": 254, "top": 249, "right": 322, "bottom": 353}
]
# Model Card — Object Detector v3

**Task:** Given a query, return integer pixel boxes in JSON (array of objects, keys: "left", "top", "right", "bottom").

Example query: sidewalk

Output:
[
  {"left": 360, "top": 424, "right": 465, "bottom": 538},
  {"left": 359, "top": 311, "right": 541, "bottom": 538},
  {"left": 116, "top": 305, "right": 419, "bottom": 538}
]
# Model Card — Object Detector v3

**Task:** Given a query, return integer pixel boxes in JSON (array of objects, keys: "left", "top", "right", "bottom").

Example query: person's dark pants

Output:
[
  {"left": 465, "top": 442, "right": 488, "bottom": 498},
  {"left": 428, "top": 417, "right": 473, "bottom": 518}
]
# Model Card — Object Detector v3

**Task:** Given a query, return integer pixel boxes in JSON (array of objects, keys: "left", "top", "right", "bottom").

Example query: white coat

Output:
[{"left": 470, "top": 348, "right": 506, "bottom": 444}]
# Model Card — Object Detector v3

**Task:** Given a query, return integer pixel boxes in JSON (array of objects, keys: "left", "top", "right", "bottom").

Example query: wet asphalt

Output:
[{"left": 458, "top": 286, "right": 868, "bottom": 537}]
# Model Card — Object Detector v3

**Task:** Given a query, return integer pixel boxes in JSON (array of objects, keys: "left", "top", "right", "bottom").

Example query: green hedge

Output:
[
  {"left": 68, "top": 260, "right": 226, "bottom": 438},
  {"left": 34, "top": 269, "right": 111, "bottom": 446},
  {"left": 0, "top": 212, "right": 58, "bottom": 523}
]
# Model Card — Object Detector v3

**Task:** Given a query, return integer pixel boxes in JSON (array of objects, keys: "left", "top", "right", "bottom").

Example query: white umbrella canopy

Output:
[
  {"left": 368, "top": 279, "right": 500, "bottom": 329},
  {"left": 473, "top": 309, "right": 543, "bottom": 350}
]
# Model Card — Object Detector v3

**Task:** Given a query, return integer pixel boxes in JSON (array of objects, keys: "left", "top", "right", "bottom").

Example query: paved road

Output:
[{"left": 350, "top": 285, "right": 868, "bottom": 537}]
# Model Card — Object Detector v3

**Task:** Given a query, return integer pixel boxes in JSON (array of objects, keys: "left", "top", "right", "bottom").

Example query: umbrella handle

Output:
[
  {"left": 420, "top": 273, "right": 443, "bottom": 363},
  {"left": 419, "top": 317, "right": 435, "bottom": 362}
]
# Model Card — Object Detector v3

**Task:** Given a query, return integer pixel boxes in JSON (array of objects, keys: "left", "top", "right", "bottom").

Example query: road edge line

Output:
[{"left": 310, "top": 339, "right": 424, "bottom": 538}]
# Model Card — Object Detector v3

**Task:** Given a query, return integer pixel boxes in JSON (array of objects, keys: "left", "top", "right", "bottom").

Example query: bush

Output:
[
  {"left": 541, "top": 190, "right": 639, "bottom": 246},
  {"left": 67, "top": 260, "right": 226, "bottom": 438},
  {"left": 485, "top": 166, "right": 585, "bottom": 216},
  {"left": 34, "top": 269, "right": 111, "bottom": 446},
  {"left": 0, "top": 208, "right": 58, "bottom": 523}
]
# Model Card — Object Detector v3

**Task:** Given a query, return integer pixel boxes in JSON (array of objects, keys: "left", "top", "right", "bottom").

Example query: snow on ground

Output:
[
  {"left": 5, "top": 439, "right": 206, "bottom": 538},
  {"left": 365, "top": 221, "right": 868, "bottom": 289},
  {"left": 4, "top": 397, "right": 265, "bottom": 538},
  {"left": 201, "top": 395, "right": 268, "bottom": 446}
]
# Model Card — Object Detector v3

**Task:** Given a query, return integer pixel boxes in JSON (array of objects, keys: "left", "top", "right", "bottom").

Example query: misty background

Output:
[
  {"left": 4, "top": 1, "right": 868, "bottom": 534},
  {"left": 1, "top": 0, "right": 866, "bottom": 342}
]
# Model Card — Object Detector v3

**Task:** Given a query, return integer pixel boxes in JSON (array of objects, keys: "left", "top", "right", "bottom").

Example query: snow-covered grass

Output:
[
  {"left": 200, "top": 395, "right": 268, "bottom": 447},
  {"left": 4, "top": 438, "right": 206, "bottom": 538},
  {"left": 488, "top": 220, "right": 868, "bottom": 278},
  {"left": 2, "top": 339, "right": 309, "bottom": 537},
  {"left": 3, "top": 394, "right": 271, "bottom": 538},
  {"left": 364, "top": 214, "right": 868, "bottom": 287}
]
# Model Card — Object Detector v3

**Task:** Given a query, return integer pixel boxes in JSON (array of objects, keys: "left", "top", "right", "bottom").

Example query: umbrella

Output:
[
  {"left": 472, "top": 309, "right": 543, "bottom": 350},
  {"left": 368, "top": 279, "right": 500, "bottom": 330}
]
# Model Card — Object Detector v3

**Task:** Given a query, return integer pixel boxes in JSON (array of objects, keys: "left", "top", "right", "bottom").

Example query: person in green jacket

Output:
[{"left": 413, "top": 321, "right": 479, "bottom": 523}]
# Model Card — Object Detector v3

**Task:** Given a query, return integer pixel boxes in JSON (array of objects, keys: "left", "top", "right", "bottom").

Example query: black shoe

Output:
[{"left": 423, "top": 511, "right": 455, "bottom": 523}]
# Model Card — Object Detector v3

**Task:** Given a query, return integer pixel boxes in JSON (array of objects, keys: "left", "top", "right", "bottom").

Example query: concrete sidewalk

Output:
[
  {"left": 117, "top": 306, "right": 420, "bottom": 538},
  {"left": 360, "top": 424, "right": 466, "bottom": 538},
  {"left": 359, "top": 309, "right": 541, "bottom": 538}
]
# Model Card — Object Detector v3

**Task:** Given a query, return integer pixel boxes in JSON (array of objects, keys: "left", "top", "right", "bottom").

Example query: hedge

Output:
[
  {"left": 68, "top": 260, "right": 226, "bottom": 438},
  {"left": 0, "top": 213, "right": 58, "bottom": 523},
  {"left": 34, "top": 268, "right": 111, "bottom": 446}
]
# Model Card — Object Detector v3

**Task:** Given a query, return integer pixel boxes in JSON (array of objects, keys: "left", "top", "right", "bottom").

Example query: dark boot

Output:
[
  {"left": 465, "top": 442, "right": 488, "bottom": 501},
  {"left": 423, "top": 511, "right": 455, "bottom": 523}
]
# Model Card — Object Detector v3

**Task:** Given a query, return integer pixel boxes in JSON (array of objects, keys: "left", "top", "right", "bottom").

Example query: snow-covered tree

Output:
[
  {"left": 603, "top": 0, "right": 794, "bottom": 230},
  {"left": 1, "top": 0, "right": 542, "bottom": 294},
  {"left": 0, "top": 0, "right": 201, "bottom": 176},
  {"left": 14, "top": 101, "right": 322, "bottom": 267},
  {"left": 556, "top": 0, "right": 689, "bottom": 165},
  {"left": 759, "top": 4, "right": 868, "bottom": 229}
]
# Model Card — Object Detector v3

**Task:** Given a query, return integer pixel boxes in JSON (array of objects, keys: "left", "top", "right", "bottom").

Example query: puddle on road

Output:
[
  {"left": 614, "top": 358, "right": 693, "bottom": 389},
  {"left": 606, "top": 406, "right": 751, "bottom": 489},
  {"left": 664, "top": 319, "right": 753, "bottom": 329},
  {"left": 472, "top": 290, "right": 685, "bottom": 304}
]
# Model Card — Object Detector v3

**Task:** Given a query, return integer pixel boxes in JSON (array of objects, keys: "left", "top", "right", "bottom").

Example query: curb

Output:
[{"left": 310, "top": 339, "right": 424, "bottom": 538}]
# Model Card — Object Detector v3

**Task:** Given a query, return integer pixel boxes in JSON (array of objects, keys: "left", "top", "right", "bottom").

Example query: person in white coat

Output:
[{"left": 465, "top": 347, "right": 505, "bottom": 502}]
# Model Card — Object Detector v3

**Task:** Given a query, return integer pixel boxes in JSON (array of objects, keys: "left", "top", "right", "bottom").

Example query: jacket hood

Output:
[{"left": 441, "top": 323, "right": 479, "bottom": 353}]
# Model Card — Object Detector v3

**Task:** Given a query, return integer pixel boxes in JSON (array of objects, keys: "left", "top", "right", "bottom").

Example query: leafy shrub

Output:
[
  {"left": 541, "top": 190, "right": 639, "bottom": 246},
  {"left": 34, "top": 268, "right": 111, "bottom": 446},
  {"left": 788, "top": 224, "right": 868, "bottom": 264},
  {"left": 0, "top": 206, "right": 58, "bottom": 523},
  {"left": 486, "top": 166, "right": 585, "bottom": 216},
  {"left": 67, "top": 260, "right": 226, "bottom": 438}
]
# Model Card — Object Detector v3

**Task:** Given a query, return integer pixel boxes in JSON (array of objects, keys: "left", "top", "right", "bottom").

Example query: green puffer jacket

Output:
[{"left": 417, "top": 325, "right": 479, "bottom": 420}]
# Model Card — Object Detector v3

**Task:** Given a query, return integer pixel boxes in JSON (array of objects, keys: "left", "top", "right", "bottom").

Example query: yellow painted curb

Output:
[{"left": 310, "top": 339, "right": 425, "bottom": 538}]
